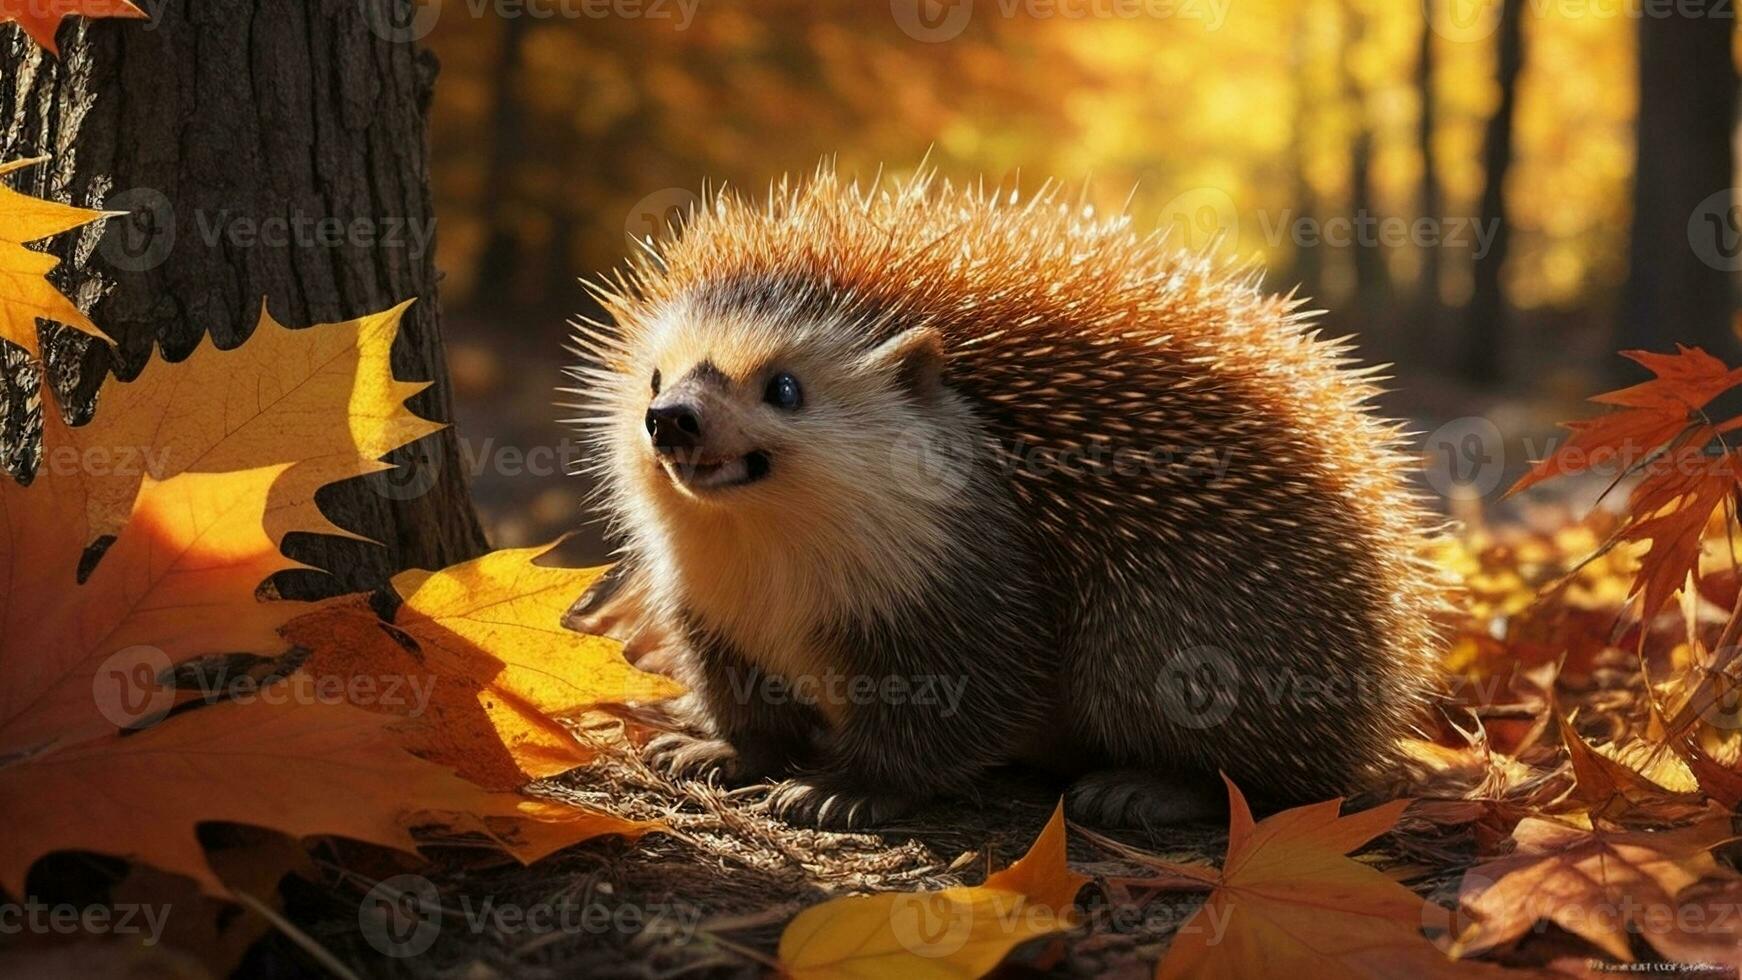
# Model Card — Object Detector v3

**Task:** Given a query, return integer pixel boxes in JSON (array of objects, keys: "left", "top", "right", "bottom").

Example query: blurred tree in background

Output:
[
  {"left": 424, "top": 0, "right": 1722, "bottom": 390},
  {"left": 411, "top": 0, "right": 1737, "bottom": 547}
]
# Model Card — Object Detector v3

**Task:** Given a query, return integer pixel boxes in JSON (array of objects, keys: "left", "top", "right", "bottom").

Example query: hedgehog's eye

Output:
[
  {"left": 650, "top": 369, "right": 661, "bottom": 395},
  {"left": 763, "top": 372, "right": 803, "bottom": 411}
]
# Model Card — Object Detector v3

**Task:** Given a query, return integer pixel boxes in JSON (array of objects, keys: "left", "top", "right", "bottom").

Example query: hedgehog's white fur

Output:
[
  {"left": 581, "top": 298, "right": 984, "bottom": 708},
  {"left": 565, "top": 165, "right": 1446, "bottom": 815}
]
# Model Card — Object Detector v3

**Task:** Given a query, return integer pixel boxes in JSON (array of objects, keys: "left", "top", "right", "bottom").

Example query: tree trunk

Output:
[
  {"left": 1417, "top": 1, "right": 1442, "bottom": 330},
  {"left": 1619, "top": 8, "right": 1738, "bottom": 365},
  {"left": 1463, "top": 0, "right": 1524, "bottom": 385},
  {"left": 1340, "top": 3, "right": 1391, "bottom": 336},
  {"left": 1286, "top": 12, "right": 1322, "bottom": 303},
  {"left": 471, "top": 14, "right": 531, "bottom": 310},
  {"left": 0, "top": 0, "right": 488, "bottom": 597}
]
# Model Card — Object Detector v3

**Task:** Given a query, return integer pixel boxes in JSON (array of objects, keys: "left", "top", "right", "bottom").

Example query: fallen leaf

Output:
[
  {"left": 777, "top": 802, "right": 1084, "bottom": 980},
  {"left": 0, "top": 675, "right": 507, "bottom": 896},
  {"left": 0, "top": 463, "right": 312, "bottom": 764},
  {"left": 285, "top": 549, "right": 683, "bottom": 791},
  {"left": 1450, "top": 811, "right": 1741, "bottom": 964},
  {"left": 1, "top": 299, "right": 657, "bottom": 897},
  {"left": 1558, "top": 714, "right": 1709, "bottom": 824},
  {"left": 1141, "top": 777, "right": 1485, "bottom": 980},
  {"left": 417, "top": 798, "right": 660, "bottom": 865},
  {"left": 64, "top": 300, "right": 439, "bottom": 546}
]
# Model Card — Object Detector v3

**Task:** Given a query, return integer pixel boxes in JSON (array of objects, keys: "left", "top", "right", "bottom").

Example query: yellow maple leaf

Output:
[
  {"left": 777, "top": 802, "right": 1087, "bottom": 980},
  {"left": 0, "top": 156, "right": 114, "bottom": 355},
  {"left": 285, "top": 548, "right": 685, "bottom": 791},
  {"left": 63, "top": 299, "right": 440, "bottom": 545},
  {"left": 0, "top": 0, "right": 146, "bottom": 55}
]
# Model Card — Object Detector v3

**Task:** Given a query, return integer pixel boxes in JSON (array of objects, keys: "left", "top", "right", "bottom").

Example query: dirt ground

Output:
[{"left": 271, "top": 735, "right": 1478, "bottom": 979}]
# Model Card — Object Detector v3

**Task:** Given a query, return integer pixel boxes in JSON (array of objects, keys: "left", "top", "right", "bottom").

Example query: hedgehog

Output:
[{"left": 562, "top": 167, "right": 1445, "bottom": 830}]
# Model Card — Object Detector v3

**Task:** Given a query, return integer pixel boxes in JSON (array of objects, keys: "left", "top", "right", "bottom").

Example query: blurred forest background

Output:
[{"left": 416, "top": 0, "right": 1742, "bottom": 550}]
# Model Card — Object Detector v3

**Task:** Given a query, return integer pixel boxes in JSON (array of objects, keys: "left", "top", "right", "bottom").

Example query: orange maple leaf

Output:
[
  {"left": 1512, "top": 347, "right": 1742, "bottom": 618},
  {"left": 1511, "top": 346, "right": 1742, "bottom": 495},
  {"left": 1114, "top": 777, "right": 1494, "bottom": 980},
  {"left": 0, "top": 676, "right": 523, "bottom": 897},
  {"left": 1450, "top": 811, "right": 1741, "bottom": 966},
  {"left": 1613, "top": 433, "right": 1738, "bottom": 619},
  {"left": 777, "top": 801, "right": 1087, "bottom": 979},
  {"left": 1557, "top": 713, "right": 1708, "bottom": 825},
  {"left": 0, "top": 460, "right": 311, "bottom": 762},
  {"left": 0, "top": 0, "right": 145, "bottom": 55}
]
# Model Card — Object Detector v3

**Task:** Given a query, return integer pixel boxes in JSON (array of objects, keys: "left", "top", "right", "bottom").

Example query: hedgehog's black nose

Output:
[{"left": 645, "top": 403, "right": 703, "bottom": 454}]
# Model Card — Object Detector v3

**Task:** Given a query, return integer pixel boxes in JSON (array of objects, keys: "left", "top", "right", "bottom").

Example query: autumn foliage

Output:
[
  {"left": 3, "top": 122, "right": 1742, "bottom": 975},
  {"left": 0, "top": 159, "right": 677, "bottom": 907}
]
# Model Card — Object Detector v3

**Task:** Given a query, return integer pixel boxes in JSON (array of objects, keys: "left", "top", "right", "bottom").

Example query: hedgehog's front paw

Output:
[
  {"left": 764, "top": 777, "right": 915, "bottom": 829},
  {"left": 643, "top": 731, "right": 790, "bottom": 785},
  {"left": 643, "top": 732, "right": 748, "bottom": 784},
  {"left": 1066, "top": 769, "right": 1226, "bottom": 829}
]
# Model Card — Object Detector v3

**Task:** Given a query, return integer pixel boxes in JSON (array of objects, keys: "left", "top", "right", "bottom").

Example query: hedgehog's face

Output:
[{"left": 610, "top": 305, "right": 948, "bottom": 516}]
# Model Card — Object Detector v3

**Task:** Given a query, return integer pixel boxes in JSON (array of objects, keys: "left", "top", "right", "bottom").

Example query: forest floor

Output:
[{"left": 301, "top": 742, "right": 1467, "bottom": 979}]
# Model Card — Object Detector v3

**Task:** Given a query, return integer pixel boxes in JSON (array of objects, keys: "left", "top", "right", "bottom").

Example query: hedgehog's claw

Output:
[
  {"left": 764, "top": 777, "right": 915, "bottom": 829},
  {"left": 643, "top": 732, "right": 745, "bottom": 785}
]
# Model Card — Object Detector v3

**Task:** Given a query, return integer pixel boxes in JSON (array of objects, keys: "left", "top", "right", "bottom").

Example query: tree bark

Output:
[
  {"left": 1618, "top": 7, "right": 1738, "bottom": 365},
  {"left": 1286, "top": 12, "right": 1321, "bottom": 303},
  {"left": 1463, "top": 0, "right": 1524, "bottom": 385},
  {"left": 0, "top": 0, "right": 488, "bottom": 597},
  {"left": 1341, "top": 5, "right": 1391, "bottom": 325},
  {"left": 471, "top": 13, "right": 531, "bottom": 309},
  {"left": 1416, "top": 1, "right": 1442, "bottom": 329}
]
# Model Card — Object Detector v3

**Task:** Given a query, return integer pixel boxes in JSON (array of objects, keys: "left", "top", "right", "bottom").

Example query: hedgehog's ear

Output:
[{"left": 865, "top": 326, "right": 946, "bottom": 401}]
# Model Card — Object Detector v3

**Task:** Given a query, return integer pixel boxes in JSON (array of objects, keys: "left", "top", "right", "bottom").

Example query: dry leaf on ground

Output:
[
  {"left": 1116, "top": 777, "right": 1497, "bottom": 980},
  {"left": 1450, "top": 811, "right": 1742, "bottom": 967},
  {"left": 776, "top": 801, "right": 1087, "bottom": 980},
  {"left": 284, "top": 547, "right": 684, "bottom": 791}
]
